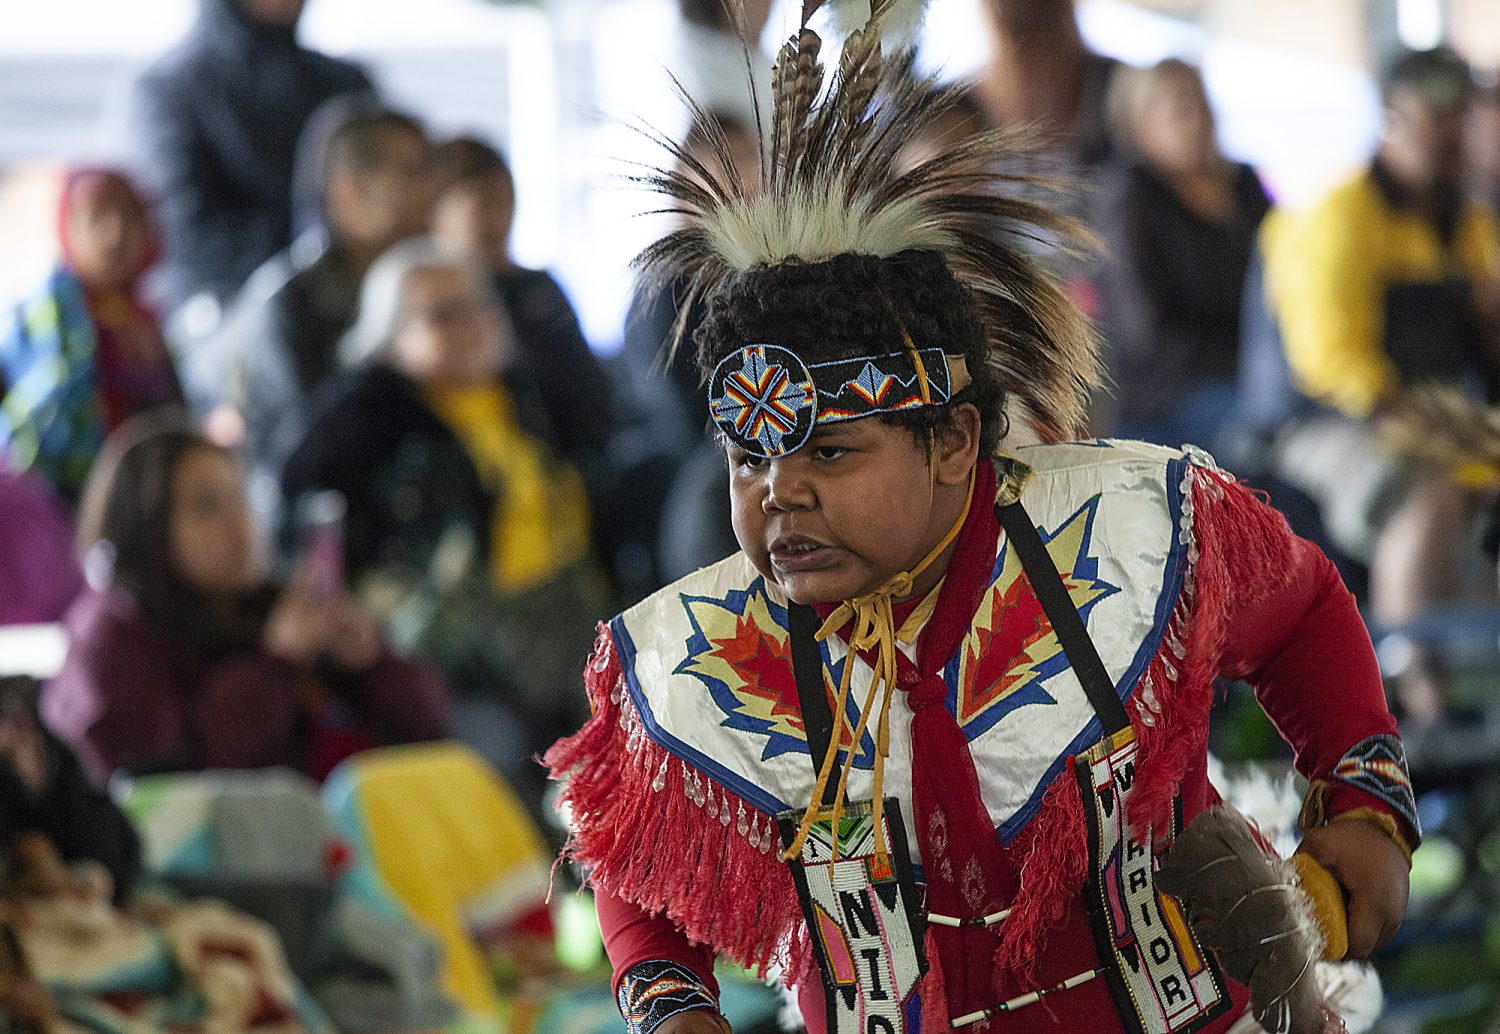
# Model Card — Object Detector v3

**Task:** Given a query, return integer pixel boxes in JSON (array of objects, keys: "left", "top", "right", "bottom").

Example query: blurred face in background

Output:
[
  {"left": 1384, "top": 87, "right": 1468, "bottom": 194},
  {"left": 390, "top": 264, "right": 509, "bottom": 389},
  {"left": 1467, "top": 91, "right": 1500, "bottom": 199},
  {"left": 64, "top": 178, "right": 151, "bottom": 292},
  {"left": 433, "top": 172, "right": 515, "bottom": 271},
  {"left": 985, "top": 0, "right": 1073, "bottom": 35},
  {"left": 679, "top": 120, "right": 762, "bottom": 199},
  {"left": 170, "top": 446, "right": 260, "bottom": 600},
  {"left": 1132, "top": 64, "right": 1218, "bottom": 176},
  {"left": 237, "top": 0, "right": 305, "bottom": 27},
  {"left": 327, "top": 127, "right": 436, "bottom": 254}
]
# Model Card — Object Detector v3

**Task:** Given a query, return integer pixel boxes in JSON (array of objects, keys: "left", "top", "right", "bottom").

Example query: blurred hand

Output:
[
  {"left": 656, "top": 1013, "right": 733, "bottom": 1034},
  {"left": 1295, "top": 817, "right": 1410, "bottom": 958},
  {"left": 1471, "top": 277, "right": 1500, "bottom": 323},
  {"left": 0, "top": 713, "right": 48, "bottom": 795},
  {"left": 324, "top": 595, "right": 384, "bottom": 673},
  {"left": 262, "top": 580, "right": 330, "bottom": 667}
]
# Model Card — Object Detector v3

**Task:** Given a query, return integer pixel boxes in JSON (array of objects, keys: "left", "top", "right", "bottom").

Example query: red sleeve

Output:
[
  {"left": 595, "top": 883, "right": 720, "bottom": 999},
  {"left": 1215, "top": 507, "right": 1407, "bottom": 836}
]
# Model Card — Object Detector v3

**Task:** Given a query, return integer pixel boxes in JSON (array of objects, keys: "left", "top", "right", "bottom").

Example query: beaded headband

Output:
[{"left": 707, "top": 342, "right": 972, "bottom": 457}]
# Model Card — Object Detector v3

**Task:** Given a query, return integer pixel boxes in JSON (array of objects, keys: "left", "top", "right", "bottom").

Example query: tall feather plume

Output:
[{"left": 633, "top": 0, "right": 1101, "bottom": 439}]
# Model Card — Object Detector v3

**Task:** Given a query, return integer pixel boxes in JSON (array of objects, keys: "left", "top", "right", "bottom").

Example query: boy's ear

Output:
[{"left": 933, "top": 403, "right": 982, "bottom": 487}]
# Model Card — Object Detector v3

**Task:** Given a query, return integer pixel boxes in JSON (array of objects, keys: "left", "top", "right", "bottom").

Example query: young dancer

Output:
[{"left": 547, "top": 9, "right": 1415, "bottom": 1033}]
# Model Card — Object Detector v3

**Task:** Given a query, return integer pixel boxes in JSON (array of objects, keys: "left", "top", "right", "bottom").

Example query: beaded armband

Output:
[
  {"left": 617, "top": 959, "right": 721, "bottom": 1034},
  {"left": 1299, "top": 733, "right": 1421, "bottom": 855}
]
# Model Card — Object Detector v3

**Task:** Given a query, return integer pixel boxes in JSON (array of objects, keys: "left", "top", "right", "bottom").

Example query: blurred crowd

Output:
[{"left": 2, "top": 0, "right": 1500, "bottom": 1029}]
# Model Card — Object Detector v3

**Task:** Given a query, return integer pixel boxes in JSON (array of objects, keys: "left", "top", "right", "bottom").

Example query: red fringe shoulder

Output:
[{"left": 543, "top": 624, "right": 807, "bottom": 981}]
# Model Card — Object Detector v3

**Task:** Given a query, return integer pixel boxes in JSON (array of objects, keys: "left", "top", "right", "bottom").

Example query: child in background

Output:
[
  {"left": 43, "top": 412, "right": 450, "bottom": 783},
  {"left": 0, "top": 169, "right": 182, "bottom": 506}
]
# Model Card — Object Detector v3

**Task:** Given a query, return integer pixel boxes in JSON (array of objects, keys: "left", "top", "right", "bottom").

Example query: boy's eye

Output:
[
  {"left": 731, "top": 451, "right": 768, "bottom": 472},
  {"left": 813, "top": 445, "right": 848, "bottom": 461}
]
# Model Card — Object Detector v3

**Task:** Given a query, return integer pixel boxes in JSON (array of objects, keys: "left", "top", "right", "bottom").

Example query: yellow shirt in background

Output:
[
  {"left": 1262, "top": 170, "right": 1500, "bottom": 418},
  {"left": 424, "top": 381, "right": 591, "bottom": 595}
]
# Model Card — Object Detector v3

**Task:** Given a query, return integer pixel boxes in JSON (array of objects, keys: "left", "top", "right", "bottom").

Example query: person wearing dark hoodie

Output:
[
  {"left": 431, "top": 136, "right": 615, "bottom": 469},
  {"left": 133, "top": 0, "right": 375, "bottom": 321},
  {"left": 182, "top": 100, "right": 436, "bottom": 515}
]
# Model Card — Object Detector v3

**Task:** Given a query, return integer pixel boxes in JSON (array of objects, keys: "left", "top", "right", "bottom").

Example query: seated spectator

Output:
[
  {"left": 283, "top": 239, "right": 602, "bottom": 802},
  {"left": 0, "top": 464, "right": 83, "bottom": 625},
  {"left": 610, "top": 114, "right": 759, "bottom": 598},
  {"left": 2, "top": 836, "right": 323, "bottom": 1034},
  {"left": 0, "top": 676, "right": 326, "bottom": 1034},
  {"left": 1470, "top": 80, "right": 1500, "bottom": 215},
  {"left": 1262, "top": 47, "right": 1500, "bottom": 631},
  {"left": 618, "top": 113, "right": 760, "bottom": 447},
  {"left": 0, "top": 169, "right": 182, "bottom": 506},
  {"left": 183, "top": 101, "right": 434, "bottom": 513},
  {"left": 0, "top": 675, "right": 139, "bottom": 904},
  {"left": 432, "top": 136, "right": 615, "bottom": 471},
  {"left": 1095, "top": 58, "right": 1270, "bottom": 446},
  {"left": 134, "top": 0, "right": 374, "bottom": 321},
  {"left": 43, "top": 412, "right": 448, "bottom": 783}
]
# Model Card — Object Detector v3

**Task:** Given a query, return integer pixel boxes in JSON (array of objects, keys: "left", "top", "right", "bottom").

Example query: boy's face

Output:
[{"left": 728, "top": 409, "right": 980, "bottom": 605}]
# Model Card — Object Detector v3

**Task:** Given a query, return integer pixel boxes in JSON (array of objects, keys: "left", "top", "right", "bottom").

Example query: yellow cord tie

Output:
[{"left": 782, "top": 468, "right": 977, "bottom": 869}]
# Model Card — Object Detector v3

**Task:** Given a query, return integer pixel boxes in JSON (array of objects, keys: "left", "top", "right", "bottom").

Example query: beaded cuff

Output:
[
  {"left": 617, "top": 959, "right": 721, "bottom": 1034},
  {"left": 1299, "top": 733, "right": 1420, "bottom": 851}
]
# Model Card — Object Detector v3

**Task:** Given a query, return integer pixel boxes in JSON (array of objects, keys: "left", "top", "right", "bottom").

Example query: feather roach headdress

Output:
[{"left": 631, "top": 0, "right": 1101, "bottom": 445}]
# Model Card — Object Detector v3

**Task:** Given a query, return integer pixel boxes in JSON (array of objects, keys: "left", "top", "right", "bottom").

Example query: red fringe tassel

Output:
[{"left": 543, "top": 624, "right": 806, "bottom": 981}]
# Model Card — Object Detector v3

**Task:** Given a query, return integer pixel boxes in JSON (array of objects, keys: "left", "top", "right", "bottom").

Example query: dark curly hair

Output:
[{"left": 694, "top": 249, "right": 1007, "bottom": 452}]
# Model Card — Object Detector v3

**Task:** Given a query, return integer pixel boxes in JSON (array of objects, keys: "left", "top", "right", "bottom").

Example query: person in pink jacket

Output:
[{"left": 44, "top": 411, "right": 450, "bottom": 782}]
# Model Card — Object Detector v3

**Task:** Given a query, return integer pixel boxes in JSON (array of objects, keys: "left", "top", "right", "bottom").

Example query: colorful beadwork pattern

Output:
[
  {"left": 1330, "top": 733, "right": 1421, "bottom": 844},
  {"left": 618, "top": 959, "right": 720, "bottom": 1034},
  {"left": 707, "top": 344, "right": 816, "bottom": 456},
  {"left": 708, "top": 344, "right": 963, "bottom": 457}
]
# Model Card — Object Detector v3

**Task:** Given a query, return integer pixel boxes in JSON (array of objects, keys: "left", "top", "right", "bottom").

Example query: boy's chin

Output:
[{"left": 772, "top": 569, "right": 871, "bottom": 607}]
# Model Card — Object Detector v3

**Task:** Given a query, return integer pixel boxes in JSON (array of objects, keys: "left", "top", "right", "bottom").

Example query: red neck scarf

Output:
[
  {"left": 891, "top": 459, "right": 1013, "bottom": 1019},
  {"left": 814, "top": 459, "right": 1010, "bottom": 1018}
]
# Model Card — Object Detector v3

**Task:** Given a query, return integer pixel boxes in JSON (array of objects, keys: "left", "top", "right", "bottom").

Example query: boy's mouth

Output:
[{"left": 768, "top": 534, "right": 838, "bottom": 573}]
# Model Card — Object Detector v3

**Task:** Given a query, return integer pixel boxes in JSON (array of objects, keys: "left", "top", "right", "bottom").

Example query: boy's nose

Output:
[{"left": 762, "top": 460, "right": 814, "bottom": 512}]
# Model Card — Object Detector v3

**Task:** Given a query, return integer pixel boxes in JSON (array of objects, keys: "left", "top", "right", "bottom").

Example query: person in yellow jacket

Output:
[{"left": 1262, "top": 46, "right": 1500, "bottom": 654}]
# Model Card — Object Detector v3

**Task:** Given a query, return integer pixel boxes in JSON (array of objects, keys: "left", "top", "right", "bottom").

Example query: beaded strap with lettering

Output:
[{"left": 617, "top": 959, "right": 721, "bottom": 1034}]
